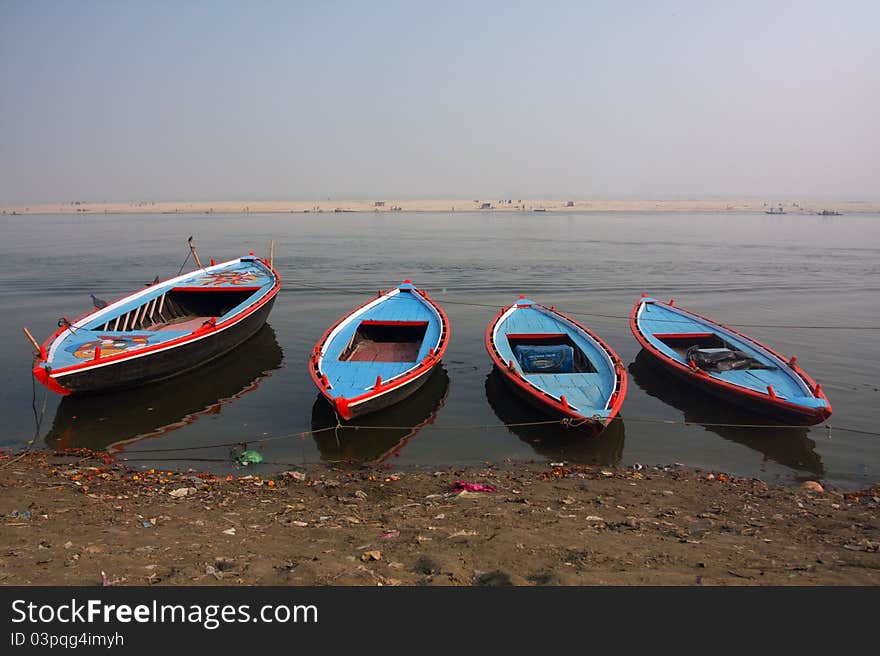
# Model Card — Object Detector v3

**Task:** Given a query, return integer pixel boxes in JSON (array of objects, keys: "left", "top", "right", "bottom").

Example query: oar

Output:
[
  {"left": 22, "top": 327, "right": 41, "bottom": 356},
  {"left": 188, "top": 236, "right": 204, "bottom": 270}
]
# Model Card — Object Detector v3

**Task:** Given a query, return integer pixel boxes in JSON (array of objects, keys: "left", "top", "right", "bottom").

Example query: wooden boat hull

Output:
[
  {"left": 635, "top": 343, "right": 827, "bottom": 424},
  {"left": 485, "top": 298, "right": 626, "bottom": 433},
  {"left": 44, "top": 296, "right": 275, "bottom": 395},
  {"left": 311, "top": 365, "right": 450, "bottom": 464},
  {"left": 34, "top": 256, "right": 281, "bottom": 396},
  {"left": 309, "top": 281, "right": 450, "bottom": 420},
  {"left": 328, "top": 363, "right": 437, "bottom": 420},
  {"left": 45, "top": 324, "right": 283, "bottom": 450},
  {"left": 493, "top": 363, "right": 607, "bottom": 434},
  {"left": 630, "top": 296, "right": 832, "bottom": 425},
  {"left": 485, "top": 368, "right": 627, "bottom": 462}
]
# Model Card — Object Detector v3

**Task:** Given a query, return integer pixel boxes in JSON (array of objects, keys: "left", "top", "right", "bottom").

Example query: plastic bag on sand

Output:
[{"left": 451, "top": 480, "right": 495, "bottom": 493}]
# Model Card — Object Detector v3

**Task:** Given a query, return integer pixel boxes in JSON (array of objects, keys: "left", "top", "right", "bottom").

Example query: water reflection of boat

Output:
[
  {"left": 310, "top": 365, "right": 450, "bottom": 465},
  {"left": 628, "top": 350, "right": 824, "bottom": 477},
  {"left": 44, "top": 324, "right": 284, "bottom": 451},
  {"left": 484, "top": 368, "right": 625, "bottom": 465}
]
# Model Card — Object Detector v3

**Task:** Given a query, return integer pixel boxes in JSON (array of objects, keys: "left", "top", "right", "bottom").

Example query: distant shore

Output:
[{"left": 2, "top": 199, "right": 878, "bottom": 216}]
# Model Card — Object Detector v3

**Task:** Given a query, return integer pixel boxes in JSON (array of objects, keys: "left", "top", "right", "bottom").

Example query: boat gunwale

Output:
[
  {"left": 485, "top": 300, "right": 627, "bottom": 425},
  {"left": 308, "top": 283, "right": 451, "bottom": 419},
  {"left": 34, "top": 257, "right": 281, "bottom": 391},
  {"left": 629, "top": 296, "right": 832, "bottom": 421}
]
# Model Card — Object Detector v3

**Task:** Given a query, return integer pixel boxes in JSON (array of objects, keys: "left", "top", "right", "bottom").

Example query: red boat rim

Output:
[
  {"left": 308, "top": 284, "right": 451, "bottom": 420},
  {"left": 485, "top": 301, "right": 627, "bottom": 425},
  {"left": 630, "top": 297, "right": 831, "bottom": 423}
]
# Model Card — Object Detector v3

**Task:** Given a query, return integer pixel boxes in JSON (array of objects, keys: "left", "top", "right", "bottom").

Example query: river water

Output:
[{"left": 1, "top": 210, "right": 877, "bottom": 489}]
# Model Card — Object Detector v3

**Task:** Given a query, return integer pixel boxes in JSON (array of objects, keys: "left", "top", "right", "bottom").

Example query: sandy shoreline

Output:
[
  {"left": 1, "top": 449, "right": 876, "bottom": 586},
  {"left": 3, "top": 198, "right": 877, "bottom": 216}
]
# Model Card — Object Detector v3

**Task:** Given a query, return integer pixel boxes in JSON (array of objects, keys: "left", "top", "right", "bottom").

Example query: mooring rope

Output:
[
  {"left": 117, "top": 418, "right": 571, "bottom": 455},
  {"left": 175, "top": 246, "right": 192, "bottom": 276},
  {"left": 19, "top": 280, "right": 876, "bottom": 466},
  {"left": 106, "top": 414, "right": 880, "bottom": 463},
  {"left": 1, "top": 373, "right": 49, "bottom": 470},
  {"left": 284, "top": 284, "right": 880, "bottom": 330}
]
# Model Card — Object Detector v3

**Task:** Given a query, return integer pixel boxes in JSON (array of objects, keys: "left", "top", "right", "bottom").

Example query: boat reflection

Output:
[
  {"left": 310, "top": 365, "right": 450, "bottom": 465},
  {"left": 44, "top": 325, "right": 284, "bottom": 452},
  {"left": 484, "top": 368, "right": 625, "bottom": 465},
  {"left": 628, "top": 350, "right": 824, "bottom": 477}
]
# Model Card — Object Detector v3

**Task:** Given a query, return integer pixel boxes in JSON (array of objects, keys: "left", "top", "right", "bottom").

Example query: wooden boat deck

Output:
[
  {"left": 491, "top": 300, "right": 617, "bottom": 416},
  {"left": 154, "top": 317, "right": 212, "bottom": 333},
  {"left": 636, "top": 299, "right": 826, "bottom": 407},
  {"left": 342, "top": 340, "right": 421, "bottom": 362}
]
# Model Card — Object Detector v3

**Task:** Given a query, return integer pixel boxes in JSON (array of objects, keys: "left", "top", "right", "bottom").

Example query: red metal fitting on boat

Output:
[
  {"left": 93, "top": 344, "right": 101, "bottom": 361},
  {"left": 375, "top": 375, "right": 382, "bottom": 388},
  {"left": 210, "top": 258, "right": 215, "bottom": 266},
  {"left": 668, "top": 298, "right": 675, "bottom": 306},
  {"left": 641, "top": 293, "right": 648, "bottom": 298},
  {"left": 767, "top": 385, "right": 777, "bottom": 398},
  {"left": 789, "top": 355, "right": 798, "bottom": 368},
  {"left": 334, "top": 397, "right": 352, "bottom": 420},
  {"left": 560, "top": 395, "right": 569, "bottom": 409}
]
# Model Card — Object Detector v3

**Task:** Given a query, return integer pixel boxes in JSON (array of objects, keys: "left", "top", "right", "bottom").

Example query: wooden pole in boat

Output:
[
  {"left": 188, "top": 236, "right": 204, "bottom": 270},
  {"left": 269, "top": 239, "right": 275, "bottom": 269},
  {"left": 22, "top": 327, "right": 41, "bottom": 355}
]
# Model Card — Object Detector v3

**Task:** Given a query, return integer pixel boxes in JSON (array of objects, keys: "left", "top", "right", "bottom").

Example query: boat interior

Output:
[
  {"left": 506, "top": 334, "right": 597, "bottom": 374},
  {"left": 338, "top": 321, "right": 428, "bottom": 363},
  {"left": 655, "top": 333, "right": 771, "bottom": 372},
  {"left": 91, "top": 289, "right": 255, "bottom": 333},
  {"left": 656, "top": 332, "right": 728, "bottom": 355}
]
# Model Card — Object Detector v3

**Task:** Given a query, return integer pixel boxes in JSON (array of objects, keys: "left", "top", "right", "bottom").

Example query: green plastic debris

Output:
[{"left": 236, "top": 450, "right": 264, "bottom": 466}]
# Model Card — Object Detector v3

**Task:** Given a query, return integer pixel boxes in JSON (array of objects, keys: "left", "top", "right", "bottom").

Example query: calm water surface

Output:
[{"left": 1, "top": 211, "right": 877, "bottom": 489}]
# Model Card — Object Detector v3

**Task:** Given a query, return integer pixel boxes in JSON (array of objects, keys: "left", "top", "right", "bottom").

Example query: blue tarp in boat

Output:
[{"left": 514, "top": 344, "right": 574, "bottom": 373}]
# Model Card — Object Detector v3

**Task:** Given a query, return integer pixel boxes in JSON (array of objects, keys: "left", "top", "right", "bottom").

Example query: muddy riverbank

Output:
[{"left": 1, "top": 450, "right": 877, "bottom": 586}]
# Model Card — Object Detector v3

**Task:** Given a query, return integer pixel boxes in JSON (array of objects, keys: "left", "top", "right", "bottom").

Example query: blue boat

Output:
[
  {"left": 309, "top": 281, "right": 450, "bottom": 420},
  {"left": 485, "top": 297, "right": 626, "bottom": 433},
  {"left": 33, "top": 255, "right": 280, "bottom": 395},
  {"left": 630, "top": 295, "right": 832, "bottom": 425}
]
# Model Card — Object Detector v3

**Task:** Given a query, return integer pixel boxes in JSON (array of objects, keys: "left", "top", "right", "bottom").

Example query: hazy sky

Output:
[{"left": 1, "top": 1, "right": 878, "bottom": 203}]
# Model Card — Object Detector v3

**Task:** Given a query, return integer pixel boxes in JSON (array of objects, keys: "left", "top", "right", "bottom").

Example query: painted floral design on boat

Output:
[
  {"left": 70, "top": 336, "right": 151, "bottom": 359},
  {"left": 197, "top": 270, "right": 260, "bottom": 286}
]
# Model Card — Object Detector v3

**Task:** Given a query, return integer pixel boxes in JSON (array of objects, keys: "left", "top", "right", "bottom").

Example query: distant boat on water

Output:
[
  {"left": 817, "top": 209, "right": 842, "bottom": 216},
  {"left": 765, "top": 204, "right": 786, "bottom": 215}
]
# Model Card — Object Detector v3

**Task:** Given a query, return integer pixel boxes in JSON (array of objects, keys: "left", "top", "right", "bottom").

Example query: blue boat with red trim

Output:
[
  {"left": 630, "top": 295, "right": 832, "bottom": 425},
  {"left": 33, "top": 255, "right": 280, "bottom": 395},
  {"left": 309, "top": 281, "right": 450, "bottom": 420},
  {"left": 485, "top": 297, "right": 626, "bottom": 433}
]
